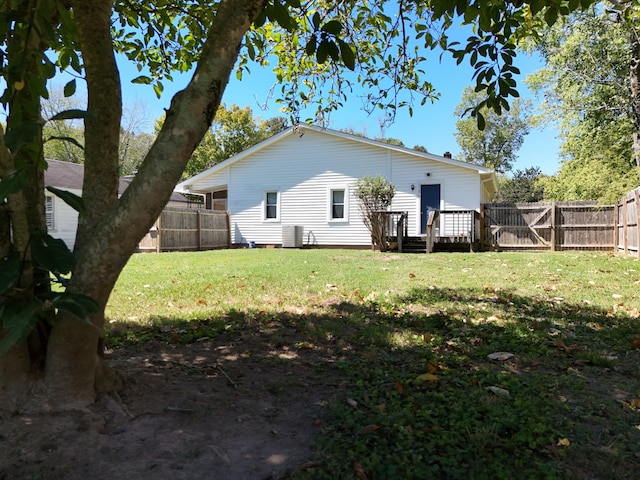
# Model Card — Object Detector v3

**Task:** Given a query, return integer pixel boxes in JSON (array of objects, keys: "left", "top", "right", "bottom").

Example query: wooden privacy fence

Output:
[
  {"left": 617, "top": 187, "right": 640, "bottom": 255},
  {"left": 138, "top": 207, "right": 230, "bottom": 252},
  {"left": 481, "top": 201, "right": 617, "bottom": 251}
]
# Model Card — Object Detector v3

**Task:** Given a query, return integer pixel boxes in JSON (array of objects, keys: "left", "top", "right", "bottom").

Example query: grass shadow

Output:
[{"left": 105, "top": 286, "right": 640, "bottom": 480}]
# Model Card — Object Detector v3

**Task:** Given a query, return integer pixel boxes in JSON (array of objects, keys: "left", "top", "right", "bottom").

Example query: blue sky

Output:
[{"left": 119, "top": 45, "right": 561, "bottom": 176}]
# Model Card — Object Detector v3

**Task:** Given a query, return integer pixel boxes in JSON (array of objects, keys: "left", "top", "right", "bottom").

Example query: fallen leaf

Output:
[
  {"left": 353, "top": 461, "right": 368, "bottom": 480},
  {"left": 486, "top": 386, "right": 511, "bottom": 398},
  {"left": 426, "top": 363, "right": 439, "bottom": 374},
  {"left": 630, "top": 399, "right": 640, "bottom": 409},
  {"left": 553, "top": 339, "right": 586, "bottom": 352},
  {"left": 346, "top": 398, "right": 358, "bottom": 409},
  {"left": 371, "top": 403, "right": 387, "bottom": 413},
  {"left": 415, "top": 373, "right": 438, "bottom": 384},
  {"left": 408, "top": 273, "right": 416, "bottom": 278},
  {"left": 358, "top": 424, "right": 381, "bottom": 435},
  {"left": 196, "top": 299, "right": 207, "bottom": 305},
  {"left": 487, "top": 352, "right": 515, "bottom": 361},
  {"left": 395, "top": 382, "right": 405, "bottom": 392},
  {"left": 632, "top": 338, "right": 640, "bottom": 350},
  {"left": 422, "top": 333, "right": 432, "bottom": 343},
  {"left": 612, "top": 294, "right": 624, "bottom": 299},
  {"left": 557, "top": 438, "right": 571, "bottom": 447}
]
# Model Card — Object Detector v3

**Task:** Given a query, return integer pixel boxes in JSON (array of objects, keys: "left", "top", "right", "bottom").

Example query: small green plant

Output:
[{"left": 354, "top": 175, "right": 395, "bottom": 252}]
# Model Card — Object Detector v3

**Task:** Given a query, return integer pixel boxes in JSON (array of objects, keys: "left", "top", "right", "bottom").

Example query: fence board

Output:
[
  {"left": 137, "top": 207, "right": 230, "bottom": 252},
  {"left": 482, "top": 201, "right": 616, "bottom": 251},
  {"left": 617, "top": 187, "right": 639, "bottom": 255}
]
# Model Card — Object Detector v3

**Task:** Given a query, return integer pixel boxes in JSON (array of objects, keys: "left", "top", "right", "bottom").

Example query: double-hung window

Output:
[
  {"left": 45, "top": 196, "right": 55, "bottom": 230},
  {"left": 332, "top": 190, "right": 345, "bottom": 219},
  {"left": 264, "top": 191, "right": 279, "bottom": 221},
  {"left": 328, "top": 186, "right": 348, "bottom": 222}
]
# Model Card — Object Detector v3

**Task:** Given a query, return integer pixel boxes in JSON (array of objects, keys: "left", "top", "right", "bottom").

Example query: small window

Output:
[
  {"left": 265, "top": 191, "right": 279, "bottom": 220},
  {"left": 331, "top": 189, "right": 345, "bottom": 219},
  {"left": 45, "top": 196, "right": 54, "bottom": 230},
  {"left": 328, "top": 186, "right": 349, "bottom": 222}
]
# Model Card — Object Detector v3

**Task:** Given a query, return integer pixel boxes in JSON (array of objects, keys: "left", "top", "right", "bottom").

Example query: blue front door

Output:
[{"left": 420, "top": 184, "right": 441, "bottom": 234}]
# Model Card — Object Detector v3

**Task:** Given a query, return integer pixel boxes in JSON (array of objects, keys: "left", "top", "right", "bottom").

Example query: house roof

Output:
[
  {"left": 176, "top": 124, "right": 496, "bottom": 192},
  {"left": 44, "top": 159, "right": 188, "bottom": 203}
]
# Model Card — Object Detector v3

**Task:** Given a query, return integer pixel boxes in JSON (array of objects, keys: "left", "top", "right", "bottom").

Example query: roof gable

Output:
[{"left": 177, "top": 124, "right": 494, "bottom": 190}]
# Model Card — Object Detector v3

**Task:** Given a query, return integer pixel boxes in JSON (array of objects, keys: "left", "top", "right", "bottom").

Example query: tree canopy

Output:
[
  {"left": 181, "top": 103, "right": 287, "bottom": 179},
  {"left": 526, "top": 2, "right": 640, "bottom": 202},
  {"left": 0, "top": 0, "right": 599, "bottom": 412},
  {"left": 454, "top": 86, "right": 531, "bottom": 173},
  {"left": 495, "top": 167, "right": 546, "bottom": 202}
]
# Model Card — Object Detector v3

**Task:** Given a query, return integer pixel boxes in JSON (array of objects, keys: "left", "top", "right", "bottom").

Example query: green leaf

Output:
[
  {"left": 44, "top": 135, "right": 85, "bottom": 151},
  {"left": 339, "top": 40, "right": 356, "bottom": 71},
  {"left": 153, "top": 82, "right": 164, "bottom": 98},
  {"left": 4, "top": 122, "right": 40, "bottom": 153},
  {"left": 30, "top": 233, "right": 76, "bottom": 276},
  {"left": 317, "top": 40, "right": 330, "bottom": 64},
  {"left": 131, "top": 75, "right": 152, "bottom": 85},
  {"left": 63, "top": 79, "right": 76, "bottom": 97},
  {"left": 41, "top": 292, "right": 99, "bottom": 324},
  {"left": 306, "top": 35, "right": 317, "bottom": 56},
  {"left": 321, "top": 20, "right": 343, "bottom": 35},
  {"left": 0, "top": 302, "right": 42, "bottom": 354},
  {"left": 0, "top": 252, "right": 22, "bottom": 295},
  {"left": 0, "top": 169, "right": 29, "bottom": 202},
  {"left": 312, "top": 12, "right": 321, "bottom": 30},
  {"left": 272, "top": 1, "right": 294, "bottom": 32},
  {"left": 544, "top": 7, "right": 558, "bottom": 26},
  {"left": 46, "top": 186, "right": 86, "bottom": 215},
  {"left": 49, "top": 109, "right": 94, "bottom": 122}
]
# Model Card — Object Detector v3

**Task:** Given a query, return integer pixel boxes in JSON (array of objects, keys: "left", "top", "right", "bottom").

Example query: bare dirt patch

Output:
[{"left": 0, "top": 327, "right": 345, "bottom": 480}]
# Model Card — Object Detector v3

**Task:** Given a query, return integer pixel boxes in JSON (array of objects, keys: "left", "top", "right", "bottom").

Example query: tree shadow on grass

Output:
[{"left": 104, "top": 286, "right": 640, "bottom": 480}]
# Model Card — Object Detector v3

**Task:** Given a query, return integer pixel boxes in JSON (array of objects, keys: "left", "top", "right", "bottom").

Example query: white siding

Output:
[
  {"left": 47, "top": 189, "right": 80, "bottom": 250},
  {"left": 227, "top": 130, "right": 392, "bottom": 246},
  {"left": 389, "top": 152, "right": 481, "bottom": 236},
  {"left": 185, "top": 127, "right": 491, "bottom": 246}
]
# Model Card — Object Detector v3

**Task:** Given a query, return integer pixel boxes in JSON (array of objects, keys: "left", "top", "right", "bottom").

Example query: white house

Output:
[
  {"left": 45, "top": 159, "right": 192, "bottom": 250},
  {"left": 176, "top": 124, "right": 497, "bottom": 248}
]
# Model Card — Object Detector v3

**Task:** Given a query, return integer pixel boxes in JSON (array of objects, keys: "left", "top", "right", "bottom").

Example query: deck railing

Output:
[
  {"left": 379, "top": 211, "right": 409, "bottom": 252},
  {"left": 438, "top": 210, "right": 480, "bottom": 243}
]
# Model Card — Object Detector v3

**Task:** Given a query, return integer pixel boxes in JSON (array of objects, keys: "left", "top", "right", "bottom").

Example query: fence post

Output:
[
  {"left": 156, "top": 212, "right": 162, "bottom": 253},
  {"left": 623, "top": 196, "right": 628, "bottom": 254},
  {"left": 550, "top": 202, "right": 557, "bottom": 252},
  {"left": 197, "top": 210, "right": 202, "bottom": 251},
  {"left": 613, "top": 200, "right": 619, "bottom": 254},
  {"left": 479, "top": 204, "right": 485, "bottom": 250},
  {"left": 226, "top": 211, "right": 231, "bottom": 248},
  {"left": 636, "top": 189, "right": 640, "bottom": 257}
]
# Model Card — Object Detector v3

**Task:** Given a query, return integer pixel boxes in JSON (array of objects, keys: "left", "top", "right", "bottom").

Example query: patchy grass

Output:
[{"left": 106, "top": 249, "right": 640, "bottom": 479}]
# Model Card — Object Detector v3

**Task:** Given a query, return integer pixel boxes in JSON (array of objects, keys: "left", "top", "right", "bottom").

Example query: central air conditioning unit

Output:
[{"left": 282, "top": 225, "right": 303, "bottom": 248}]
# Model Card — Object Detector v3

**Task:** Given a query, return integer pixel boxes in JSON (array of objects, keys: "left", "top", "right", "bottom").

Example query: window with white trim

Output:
[
  {"left": 45, "top": 195, "right": 55, "bottom": 230},
  {"left": 332, "top": 189, "right": 345, "bottom": 219},
  {"left": 328, "top": 186, "right": 349, "bottom": 222},
  {"left": 264, "top": 190, "right": 279, "bottom": 221}
]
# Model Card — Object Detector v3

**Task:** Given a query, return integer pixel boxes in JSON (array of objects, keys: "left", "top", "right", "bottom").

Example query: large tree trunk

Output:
[
  {"left": 0, "top": 4, "right": 50, "bottom": 413},
  {"left": 630, "top": 21, "right": 640, "bottom": 168},
  {"left": 41, "top": 0, "right": 267, "bottom": 410}
]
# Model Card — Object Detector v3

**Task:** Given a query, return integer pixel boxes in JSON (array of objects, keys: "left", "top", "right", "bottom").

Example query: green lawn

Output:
[{"left": 107, "top": 249, "right": 640, "bottom": 479}]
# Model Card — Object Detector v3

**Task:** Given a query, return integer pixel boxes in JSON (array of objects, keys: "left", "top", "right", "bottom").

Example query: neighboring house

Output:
[
  {"left": 176, "top": 124, "right": 498, "bottom": 248},
  {"left": 45, "top": 159, "right": 191, "bottom": 250}
]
